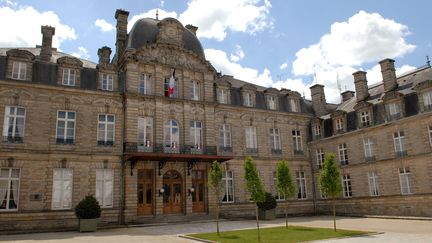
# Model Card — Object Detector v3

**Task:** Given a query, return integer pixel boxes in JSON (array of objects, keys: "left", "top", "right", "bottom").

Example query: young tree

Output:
[
  {"left": 244, "top": 156, "right": 265, "bottom": 242},
  {"left": 208, "top": 160, "right": 223, "bottom": 236},
  {"left": 319, "top": 152, "right": 342, "bottom": 231},
  {"left": 276, "top": 160, "right": 296, "bottom": 229}
]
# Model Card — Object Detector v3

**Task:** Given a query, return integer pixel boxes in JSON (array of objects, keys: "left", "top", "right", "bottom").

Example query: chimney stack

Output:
[
  {"left": 379, "top": 58, "right": 397, "bottom": 92},
  {"left": 353, "top": 71, "right": 369, "bottom": 101},
  {"left": 341, "top": 90, "right": 355, "bottom": 102},
  {"left": 310, "top": 84, "right": 327, "bottom": 116},
  {"left": 39, "top": 25, "right": 55, "bottom": 62},
  {"left": 115, "top": 9, "right": 129, "bottom": 61},
  {"left": 185, "top": 24, "right": 198, "bottom": 35},
  {"left": 98, "top": 46, "right": 112, "bottom": 65}
]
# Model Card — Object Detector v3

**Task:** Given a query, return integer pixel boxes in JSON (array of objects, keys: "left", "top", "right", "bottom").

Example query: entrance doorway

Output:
[
  {"left": 162, "top": 170, "right": 183, "bottom": 214},
  {"left": 191, "top": 170, "right": 206, "bottom": 212},
  {"left": 137, "top": 169, "right": 154, "bottom": 215}
]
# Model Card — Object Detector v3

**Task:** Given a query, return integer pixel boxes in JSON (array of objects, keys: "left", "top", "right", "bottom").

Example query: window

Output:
[
  {"left": 387, "top": 102, "right": 401, "bottom": 119},
  {"left": 190, "top": 81, "right": 200, "bottom": 101},
  {"left": 243, "top": 92, "right": 253, "bottom": 107},
  {"left": 273, "top": 171, "right": 285, "bottom": 201},
  {"left": 429, "top": 125, "right": 432, "bottom": 147},
  {"left": 218, "top": 89, "right": 229, "bottom": 104},
  {"left": 101, "top": 73, "right": 113, "bottom": 91},
  {"left": 290, "top": 99, "right": 299, "bottom": 112},
  {"left": 96, "top": 169, "right": 113, "bottom": 207},
  {"left": 139, "top": 74, "right": 151, "bottom": 95},
  {"left": 367, "top": 172, "right": 379, "bottom": 196},
  {"left": 269, "top": 128, "right": 281, "bottom": 152},
  {"left": 3, "top": 106, "right": 25, "bottom": 142},
  {"left": 222, "top": 171, "right": 234, "bottom": 203},
  {"left": 393, "top": 131, "right": 406, "bottom": 157},
  {"left": 245, "top": 126, "right": 257, "bottom": 150},
  {"left": 338, "top": 143, "right": 349, "bottom": 165},
  {"left": 296, "top": 171, "right": 307, "bottom": 199},
  {"left": 164, "top": 77, "right": 178, "bottom": 98},
  {"left": 219, "top": 124, "right": 232, "bottom": 149},
  {"left": 363, "top": 138, "right": 374, "bottom": 161},
  {"left": 342, "top": 174, "right": 352, "bottom": 198},
  {"left": 138, "top": 117, "right": 153, "bottom": 149},
  {"left": 267, "top": 96, "right": 276, "bottom": 110},
  {"left": 335, "top": 118, "right": 343, "bottom": 132},
  {"left": 314, "top": 124, "right": 321, "bottom": 138},
  {"left": 52, "top": 168, "right": 73, "bottom": 209},
  {"left": 97, "top": 114, "right": 115, "bottom": 145},
  {"left": 423, "top": 91, "right": 432, "bottom": 111},
  {"left": 62, "top": 68, "right": 76, "bottom": 86},
  {"left": 190, "top": 121, "right": 202, "bottom": 149},
  {"left": 0, "top": 168, "right": 20, "bottom": 211},
  {"left": 360, "top": 111, "right": 370, "bottom": 126},
  {"left": 164, "top": 120, "right": 179, "bottom": 149},
  {"left": 292, "top": 130, "right": 303, "bottom": 154},
  {"left": 12, "top": 61, "right": 26, "bottom": 80},
  {"left": 399, "top": 167, "right": 412, "bottom": 195},
  {"left": 316, "top": 148, "right": 324, "bottom": 169},
  {"left": 56, "top": 111, "right": 76, "bottom": 144}
]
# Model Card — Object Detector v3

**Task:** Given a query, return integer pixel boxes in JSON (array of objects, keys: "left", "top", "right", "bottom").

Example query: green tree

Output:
[
  {"left": 208, "top": 160, "right": 223, "bottom": 236},
  {"left": 319, "top": 153, "right": 342, "bottom": 231},
  {"left": 276, "top": 160, "right": 296, "bottom": 228},
  {"left": 243, "top": 156, "right": 265, "bottom": 242}
]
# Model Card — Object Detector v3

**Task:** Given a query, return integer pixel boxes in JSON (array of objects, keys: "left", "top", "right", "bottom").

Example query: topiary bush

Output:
[
  {"left": 256, "top": 192, "right": 277, "bottom": 211},
  {"left": 75, "top": 195, "right": 101, "bottom": 219}
]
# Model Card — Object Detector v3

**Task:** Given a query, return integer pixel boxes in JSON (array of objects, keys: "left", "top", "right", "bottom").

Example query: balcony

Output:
[
  {"left": 396, "top": 150, "right": 408, "bottom": 158},
  {"left": 389, "top": 113, "right": 401, "bottom": 121},
  {"left": 271, "top": 149, "right": 282, "bottom": 155},
  {"left": 56, "top": 138, "right": 74, "bottom": 144},
  {"left": 245, "top": 148, "right": 258, "bottom": 155},
  {"left": 218, "top": 146, "right": 233, "bottom": 155},
  {"left": 124, "top": 142, "right": 217, "bottom": 156},
  {"left": 365, "top": 156, "right": 376, "bottom": 163},
  {"left": 294, "top": 150, "right": 304, "bottom": 155},
  {"left": 97, "top": 140, "right": 114, "bottom": 146},
  {"left": 3, "top": 136, "right": 23, "bottom": 143}
]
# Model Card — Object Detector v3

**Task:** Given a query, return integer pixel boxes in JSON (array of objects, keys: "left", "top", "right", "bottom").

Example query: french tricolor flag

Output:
[{"left": 168, "top": 69, "right": 175, "bottom": 96}]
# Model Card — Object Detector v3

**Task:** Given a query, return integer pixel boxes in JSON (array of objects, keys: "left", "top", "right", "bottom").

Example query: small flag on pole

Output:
[{"left": 168, "top": 69, "right": 175, "bottom": 97}]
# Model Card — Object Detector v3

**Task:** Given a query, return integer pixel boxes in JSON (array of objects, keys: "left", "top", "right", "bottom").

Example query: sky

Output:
[{"left": 1, "top": 0, "right": 431, "bottom": 103}]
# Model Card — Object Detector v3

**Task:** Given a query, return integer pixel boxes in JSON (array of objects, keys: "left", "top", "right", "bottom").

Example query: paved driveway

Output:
[{"left": 1, "top": 216, "right": 431, "bottom": 242}]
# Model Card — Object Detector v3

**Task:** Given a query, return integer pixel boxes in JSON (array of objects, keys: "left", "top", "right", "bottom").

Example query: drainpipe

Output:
[{"left": 119, "top": 79, "right": 127, "bottom": 225}]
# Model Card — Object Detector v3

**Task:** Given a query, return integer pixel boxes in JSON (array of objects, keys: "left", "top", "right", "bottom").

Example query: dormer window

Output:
[
  {"left": 12, "top": 62, "right": 27, "bottom": 80},
  {"left": 62, "top": 68, "right": 76, "bottom": 86},
  {"left": 387, "top": 102, "right": 401, "bottom": 120},
  {"left": 314, "top": 124, "right": 321, "bottom": 138},
  {"left": 218, "top": 89, "right": 229, "bottom": 104},
  {"left": 101, "top": 74, "right": 113, "bottom": 91},
  {"left": 140, "top": 74, "right": 152, "bottom": 95},
  {"left": 360, "top": 111, "right": 370, "bottom": 127},
  {"left": 289, "top": 99, "right": 300, "bottom": 112},
  {"left": 335, "top": 118, "right": 344, "bottom": 132},
  {"left": 267, "top": 96, "right": 276, "bottom": 110},
  {"left": 190, "top": 81, "right": 200, "bottom": 101},
  {"left": 244, "top": 92, "right": 253, "bottom": 107},
  {"left": 423, "top": 91, "right": 432, "bottom": 111}
]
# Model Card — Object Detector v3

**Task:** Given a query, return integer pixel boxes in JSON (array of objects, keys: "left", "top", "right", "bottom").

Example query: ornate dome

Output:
[{"left": 126, "top": 17, "right": 205, "bottom": 59}]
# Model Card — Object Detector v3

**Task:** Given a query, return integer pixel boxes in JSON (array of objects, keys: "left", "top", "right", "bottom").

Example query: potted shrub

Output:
[
  {"left": 75, "top": 195, "right": 101, "bottom": 232},
  {"left": 257, "top": 192, "right": 277, "bottom": 220}
]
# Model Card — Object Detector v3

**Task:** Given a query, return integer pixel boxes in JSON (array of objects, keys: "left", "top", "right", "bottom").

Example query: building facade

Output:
[{"left": 0, "top": 9, "right": 431, "bottom": 231}]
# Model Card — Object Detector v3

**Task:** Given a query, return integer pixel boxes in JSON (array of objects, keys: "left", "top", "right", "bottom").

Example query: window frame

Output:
[
  {"left": 335, "top": 118, "right": 344, "bottom": 132},
  {"left": 219, "top": 124, "right": 232, "bottom": 148},
  {"left": 314, "top": 124, "right": 321, "bottom": 138},
  {"left": 399, "top": 167, "right": 412, "bottom": 195},
  {"left": 428, "top": 125, "right": 432, "bottom": 147},
  {"left": 292, "top": 130, "right": 303, "bottom": 153},
  {"left": 138, "top": 117, "right": 153, "bottom": 148},
  {"left": 393, "top": 131, "right": 406, "bottom": 156},
  {"left": 363, "top": 138, "right": 374, "bottom": 161},
  {"left": 139, "top": 73, "right": 152, "bottom": 95},
  {"left": 62, "top": 68, "right": 76, "bottom": 86},
  {"left": 190, "top": 120, "right": 203, "bottom": 149},
  {"left": 289, "top": 99, "right": 299, "bottom": 112},
  {"left": 423, "top": 91, "right": 432, "bottom": 111},
  {"left": 218, "top": 88, "right": 229, "bottom": 104},
  {"left": 245, "top": 126, "right": 257, "bottom": 149},
  {"left": 164, "top": 119, "right": 180, "bottom": 149},
  {"left": 52, "top": 168, "right": 73, "bottom": 210},
  {"left": 190, "top": 81, "right": 200, "bottom": 101},
  {"left": 273, "top": 171, "right": 285, "bottom": 201},
  {"left": 267, "top": 96, "right": 276, "bottom": 110},
  {"left": 0, "top": 168, "right": 21, "bottom": 211},
  {"left": 296, "top": 171, "right": 307, "bottom": 199},
  {"left": 360, "top": 111, "right": 370, "bottom": 126},
  {"left": 55, "top": 110, "right": 76, "bottom": 144},
  {"left": 222, "top": 170, "right": 234, "bottom": 203},
  {"left": 342, "top": 174, "right": 352, "bottom": 198},
  {"left": 269, "top": 128, "right": 281, "bottom": 151},
  {"left": 97, "top": 114, "right": 115, "bottom": 145},
  {"left": 243, "top": 92, "right": 253, "bottom": 107},
  {"left": 367, "top": 171, "right": 380, "bottom": 197},
  {"left": 316, "top": 148, "right": 324, "bottom": 169},
  {"left": 338, "top": 143, "right": 349, "bottom": 165},
  {"left": 96, "top": 169, "right": 114, "bottom": 208},
  {"left": 387, "top": 102, "right": 401, "bottom": 119},
  {"left": 101, "top": 73, "right": 114, "bottom": 91},
  {"left": 3, "top": 106, "right": 26, "bottom": 142},
  {"left": 12, "top": 61, "right": 26, "bottom": 80}
]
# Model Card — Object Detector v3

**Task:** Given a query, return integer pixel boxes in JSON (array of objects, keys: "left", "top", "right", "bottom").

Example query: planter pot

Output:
[
  {"left": 79, "top": 218, "right": 99, "bottom": 232},
  {"left": 258, "top": 208, "right": 276, "bottom": 220}
]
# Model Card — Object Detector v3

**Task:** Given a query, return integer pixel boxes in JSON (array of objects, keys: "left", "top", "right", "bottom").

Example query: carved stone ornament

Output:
[
  {"left": 156, "top": 18, "right": 184, "bottom": 47},
  {"left": 57, "top": 56, "right": 83, "bottom": 67},
  {"left": 6, "top": 49, "right": 35, "bottom": 61}
]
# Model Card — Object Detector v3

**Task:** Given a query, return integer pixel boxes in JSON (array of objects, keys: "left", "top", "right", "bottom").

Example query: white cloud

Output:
[
  {"left": 229, "top": 45, "right": 245, "bottom": 62},
  {"left": 272, "top": 78, "right": 309, "bottom": 99},
  {"left": 0, "top": 5, "right": 76, "bottom": 49},
  {"left": 160, "top": 0, "right": 165, "bottom": 7},
  {"left": 71, "top": 46, "right": 89, "bottom": 60},
  {"left": 289, "top": 10, "right": 416, "bottom": 103},
  {"left": 179, "top": 0, "right": 272, "bottom": 41},
  {"left": 95, "top": 19, "right": 115, "bottom": 32},
  {"left": 279, "top": 63, "right": 288, "bottom": 70},
  {"left": 205, "top": 48, "right": 272, "bottom": 87},
  {"left": 365, "top": 64, "right": 416, "bottom": 85},
  {"left": 128, "top": 9, "right": 177, "bottom": 32}
]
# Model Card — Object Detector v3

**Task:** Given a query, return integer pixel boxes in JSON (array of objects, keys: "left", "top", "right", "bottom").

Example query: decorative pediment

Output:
[
  {"left": 156, "top": 18, "right": 185, "bottom": 47},
  {"left": 6, "top": 49, "right": 35, "bottom": 61},
  {"left": 215, "top": 79, "right": 232, "bottom": 88},
  {"left": 264, "top": 87, "right": 279, "bottom": 95},
  {"left": 331, "top": 110, "right": 346, "bottom": 118},
  {"left": 353, "top": 100, "right": 372, "bottom": 110},
  {"left": 382, "top": 90, "right": 403, "bottom": 102},
  {"left": 287, "top": 90, "right": 301, "bottom": 98},
  {"left": 240, "top": 83, "right": 257, "bottom": 91},
  {"left": 414, "top": 79, "right": 432, "bottom": 91},
  {"left": 57, "top": 56, "right": 83, "bottom": 67}
]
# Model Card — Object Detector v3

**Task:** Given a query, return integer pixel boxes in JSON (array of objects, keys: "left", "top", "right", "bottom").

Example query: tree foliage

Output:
[
  {"left": 319, "top": 153, "right": 342, "bottom": 197},
  {"left": 276, "top": 160, "right": 296, "bottom": 228},
  {"left": 244, "top": 156, "right": 265, "bottom": 203},
  {"left": 75, "top": 195, "right": 101, "bottom": 219},
  {"left": 208, "top": 160, "right": 223, "bottom": 236}
]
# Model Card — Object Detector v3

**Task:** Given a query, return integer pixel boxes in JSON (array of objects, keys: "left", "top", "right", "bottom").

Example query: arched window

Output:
[{"left": 164, "top": 119, "right": 180, "bottom": 150}]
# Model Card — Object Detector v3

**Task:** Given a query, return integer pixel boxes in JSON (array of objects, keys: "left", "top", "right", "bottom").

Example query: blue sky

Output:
[{"left": 1, "top": 0, "right": 431, "bottom": 102}]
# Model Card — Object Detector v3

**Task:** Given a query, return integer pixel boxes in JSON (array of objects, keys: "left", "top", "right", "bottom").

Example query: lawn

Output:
[{"left": 187, "top": 226, "right": 369, "bottom": 243}]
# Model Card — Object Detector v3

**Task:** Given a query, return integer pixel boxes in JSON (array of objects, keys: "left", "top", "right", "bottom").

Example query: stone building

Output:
[{"left": 0, "top": 9, "right": 431, "bottom": 231}]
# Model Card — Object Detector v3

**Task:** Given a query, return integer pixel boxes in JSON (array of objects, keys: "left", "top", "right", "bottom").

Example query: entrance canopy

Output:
[{"left": 125, "top": 152, "right": 233, "bottom": 163}]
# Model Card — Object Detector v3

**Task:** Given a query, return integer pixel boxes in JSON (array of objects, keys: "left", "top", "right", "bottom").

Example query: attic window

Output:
[{"left": 12, "top": 62, "right": 27, "bottom": 80}]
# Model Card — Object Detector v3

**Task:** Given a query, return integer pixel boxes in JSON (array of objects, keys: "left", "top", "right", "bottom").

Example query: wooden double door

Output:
[
  {"left": 191, "top": 170, "right": 206, "bottom": 213},
  {"left": 137, "top": 169, "right": 154, "bottom": 215},
  {"left": 162, "top": 170, "right": 183, "bottom": 214}
]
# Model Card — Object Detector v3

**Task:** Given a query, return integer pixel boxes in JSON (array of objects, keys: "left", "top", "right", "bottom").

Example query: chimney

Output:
[
  {"left": 98, "top": 46, "right": 112, "bottom": 65},
  {"left": 379, "top": 58, "right": 397, "bottom": 92},
  {"left": 115, "top": 9, "right": 129, "bottom": 61},
  {"left": 310, "top": 84, "right": 327, "bottom": 116},
  {"left": 39, "top": 25, "right": 55, "bottom": 62},
  {"left": 341, "top": 90, "right": 355, "bottom": 102},
  {"left": 353, "top": 71, "right": 369, "bottom": 101},
  {"left": 185, "top": 24, "right": 198, "bottom": 35}
]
